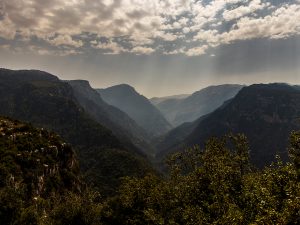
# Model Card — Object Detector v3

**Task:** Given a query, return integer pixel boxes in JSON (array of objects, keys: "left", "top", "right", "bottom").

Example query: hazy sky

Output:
[{"left": 0, "top": 0, "right": 300, "bottom": 97}]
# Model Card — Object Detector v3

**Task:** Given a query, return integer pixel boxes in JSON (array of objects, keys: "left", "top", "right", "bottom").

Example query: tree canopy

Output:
[{"left": 1, "top": 117, "right": 299, "bottom": 224}]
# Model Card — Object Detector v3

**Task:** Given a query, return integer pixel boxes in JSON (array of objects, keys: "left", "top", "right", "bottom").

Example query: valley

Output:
[
  {"left": 1, "top": 0, "right": 300, "bottom": 223},
  {"left": 1, "top": 69, "right": 300, "bottom": 169},
  {"left": 0, "top": 68, "right": 300, "bottom": 224}
]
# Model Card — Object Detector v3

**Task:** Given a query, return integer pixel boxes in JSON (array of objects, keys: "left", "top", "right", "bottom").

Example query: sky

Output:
[{"left": 0, "top": 0, "right": 300, "bottom": 97}]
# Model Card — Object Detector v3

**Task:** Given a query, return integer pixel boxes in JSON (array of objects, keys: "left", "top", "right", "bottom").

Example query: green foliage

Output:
[
  {"left": 0, "top": 117, "right": 83, "bottom": 224},
  {"left": 1, "top": 115, "right": 300, "bottom": 224},
  {"left": 46, "top": 190, "right": 103, "bottom": 225},
  {"left": 289, "top": 131, "right": 300, "bottom": 177},
  {"left": 83, "top": 148, "right": 154, "bottom": 196},
  {"left": 0, "top": 187, "right": 23, "bottom": 224},
  {"left": 102, "top": 134, "right": 300, "bottom": 225}
]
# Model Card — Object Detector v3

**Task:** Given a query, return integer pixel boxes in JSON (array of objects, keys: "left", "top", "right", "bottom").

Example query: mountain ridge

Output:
[
  {"left": 154, "top": 84, "right": 244, "bottom": 126},
  {"left": 158, "top": 83, "right": 300, "bottom": 168},
  {"left": 66, "top": 80, "right": 154, "bottom": 155},
  {"left": 97, "top": 84, "right": 172, "bottom": 137},
  {"left": 0, "top": 68, "right": 153, "bottom": 195}
]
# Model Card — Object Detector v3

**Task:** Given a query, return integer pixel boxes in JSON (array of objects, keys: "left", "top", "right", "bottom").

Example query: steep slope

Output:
[
  {"left": 0, "top": 116, "right": 82, "bottom": 194},
  {"left": 0, "top": 69, "right": 153, "bottom": 195},
  {"left": 97, "top": 84, "right": 172, "bottom": 137},
  {"left": 155, "top": 84, "right": 244, "bottom": 126},
  {"left": 66, "top": 80, "right": 153, "bottom": 154},
  {"left": 0, "top": 117, "right": 83, "bottom": 223},
  {"left": 160, "top": 84, "right": 300, "bottom": 168},
  {"left": 154, "top": 115, "right": 208, "bottom": 155}
]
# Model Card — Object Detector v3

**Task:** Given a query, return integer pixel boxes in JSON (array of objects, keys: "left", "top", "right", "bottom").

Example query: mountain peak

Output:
[
  {"left": 66, "top": 79, "right": 92, "bottom": 88},
  {"left": 114, "top": 83, "right": 134, "bottom": 89},
  {"left": 98, "top": 85, "right": 172, "bottom": 137},
  {"left": 104, "top": 84, "right": 137, "bottom": 94},
  {"left": 0, "top": 68, "right": 59, "bottom": 82}
]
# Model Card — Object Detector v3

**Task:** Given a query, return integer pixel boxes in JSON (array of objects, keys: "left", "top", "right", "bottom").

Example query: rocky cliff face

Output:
[{"left": 0, "top": 117, "right": 83, "bottom": 200}]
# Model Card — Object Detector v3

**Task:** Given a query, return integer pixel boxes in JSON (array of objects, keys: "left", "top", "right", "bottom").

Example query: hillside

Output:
[
  {"left": 159, "top": 84, "right": 300, "bottom": 167},
  {"left": 154, "top": 115, "right": 208, "bottom": 155},
  {"left": 66, "top": 80, "right": 154, "bottom": 154},
  {"left": 0, "top": 69, "right": 153, "bottom": 195},
  {"left": 0, "top": 117, "right": 83, "bottom": 223},
  {"left": 2, "top": 116, "right": 299, "bottom": 224},
  {"left": 155, "top": 85, "right": 244, "bottom": 126},
  {"left": 97, "top": 84, "right": 172, "bottom": 137}
]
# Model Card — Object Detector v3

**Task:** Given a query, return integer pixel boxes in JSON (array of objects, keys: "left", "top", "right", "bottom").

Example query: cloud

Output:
[
  {"left": 154, "top": 31, "right": 180, "bottom": 41},
  {"left": 47, "top": 35, "right": 83, "bottom": 48},
  {"left": 185, "top": 45, "right": 208, "bottom": 56},
  {"left": 131, "top": 46, "right": 155, "bottom": 55},
  {"left": 0, "top": 0, "right": 300, "bottom": 56},
  {"left": 0, "top": 44, "right": 10, "bottom": 51},
  {"left": 223, "top": 0, "right": 269, "bottom": 21},
  {"left": 222, "top": 3, "right": 300, "bottom": 42},
  {"left": 93, "top": 39, "right": 126, "bottom": 54},
  {"left": 193, "top": 3, "right": 300, "bottom": 47},
  {"left": 162, "top": 47, "right": 186, "bottom": 55},
  {"left": 0, "top": 17, "right": 15, "bottom": 39}
]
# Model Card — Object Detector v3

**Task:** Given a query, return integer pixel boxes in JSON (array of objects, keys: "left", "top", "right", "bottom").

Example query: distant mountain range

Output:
[
  {"left": 157, "top": 84, "right": 300, "bottom": 168},
  {"left": 1, "top": 67, "right": 300, "bottom": 175},
  {"left": 97, "top": 84, "right": 172, "bottom": 137},
  {"left": 152, "top": 84, "right": 244, "bottom": 127},
  {"left": 0, "top": 69, "right": 153, "bottom": 195}
]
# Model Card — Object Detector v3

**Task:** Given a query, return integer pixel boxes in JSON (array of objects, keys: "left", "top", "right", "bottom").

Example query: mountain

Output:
[
  {"left": 150, "top": 94, "right": 190, "bottom": 105},
  {"left": 97, "top": 84, "right": 172, "bottom": 137},
  {"left": 154, "top": 84, "right": 244, "bottom": 126},
  {"left": 0, "top": 116, "right": 83, "bottom": 223},
  {"left": 154, "top": 115, "right": 208, "bottom": 155},
  {"left": 0, "top": 116, "right": 82, "bottom": 195},
  {"left": 0, "top": 69, "right": 153, "bottom": 195},
  {"left": 159, "top": 84, "right": 300, "bottom": 168},
  {"left": 66, "top": 80, "right": 154, "bottom": 155}
]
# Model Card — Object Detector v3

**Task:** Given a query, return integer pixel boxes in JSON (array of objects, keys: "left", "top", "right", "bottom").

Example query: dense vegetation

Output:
[
  {"left": 1, "top": 116, "right": 299, "bottom": 224},
  {"left": 0, "top": 117, "right": 84, "bottom": 224},
  {"left": 0, "top": 69, "right": 153, "bottom": 196},
  {"left": 102, "top": 134, "right": 300, "bottom": 224}
]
